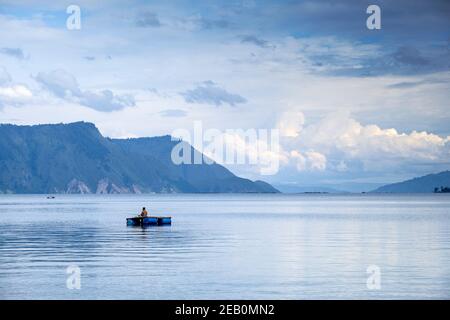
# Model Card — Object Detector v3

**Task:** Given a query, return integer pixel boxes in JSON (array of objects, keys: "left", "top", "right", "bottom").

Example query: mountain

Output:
[
  {"left": 371, "top": 171, "right": 450, "bottom": 193},
  {"left": 0, "top": 122, "right": 279, "bottom": 194}
]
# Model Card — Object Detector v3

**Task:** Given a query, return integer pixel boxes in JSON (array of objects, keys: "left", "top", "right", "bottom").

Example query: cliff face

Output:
[{"left": 0, "top": 122, "right": 279, "bottom": 194}]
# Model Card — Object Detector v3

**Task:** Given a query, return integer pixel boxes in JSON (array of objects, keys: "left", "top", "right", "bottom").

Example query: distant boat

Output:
[
  {"left": 46, "top": 196, "right": 55, "bottom": 199},
  {"left": 126, "top": 216, "right": 172, "bottom": 226}
]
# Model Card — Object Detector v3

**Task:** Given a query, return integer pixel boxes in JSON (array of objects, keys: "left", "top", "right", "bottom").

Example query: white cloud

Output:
[
  {"left": 0, "top": 67, "right": 33, "bottom": 108},
  {"left": 212, "top": 111, "right": 450, "bottom": 178},
  {"left": 0, "top": 85, "right": 32, "bottom": 99},
  {"left": 305, "top": 151, "right": 327, "bottom": 171},
  {"left": 279, "top": 111, "right": 450, "bottom": 173},
  {"left": 277, "top": 111, "right": 305, "bottom": 137},
  {"left": 203, "top": 130, "right": 287, "bottom": 175},
  {"left": 289, "top": 150, "right": 327, "bottom": 171}
]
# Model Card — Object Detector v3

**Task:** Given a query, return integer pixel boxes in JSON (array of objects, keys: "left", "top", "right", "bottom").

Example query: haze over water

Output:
[{"left": 0, "top": 194, "right": 449, "bottom": 299}]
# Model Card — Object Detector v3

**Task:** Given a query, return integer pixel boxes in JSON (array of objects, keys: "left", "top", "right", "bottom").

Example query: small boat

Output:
[{"left": 126, "top": 216, "right": 172, "bottom": 226}]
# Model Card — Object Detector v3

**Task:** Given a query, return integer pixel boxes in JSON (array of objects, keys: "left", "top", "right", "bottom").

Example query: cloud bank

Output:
[
  {"left": 279, "top": 112, "right": 450, "bottom": 174},
  {"left": 0, "top": 47, "right": 25, "bottom": 60},
  {"left": 0, "top": 67, "right": 33, "bottom": 108},
  {"left": 35, "top": 70, "right": 135, "bottom": 112},
  {"left": 181, "top": 81, "right": 247, "bottom": 106}
]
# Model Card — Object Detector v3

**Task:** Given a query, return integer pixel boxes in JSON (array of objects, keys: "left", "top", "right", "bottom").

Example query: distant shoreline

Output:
[{"left": 1, "top": 192, "right": 449, "bottom": 196}]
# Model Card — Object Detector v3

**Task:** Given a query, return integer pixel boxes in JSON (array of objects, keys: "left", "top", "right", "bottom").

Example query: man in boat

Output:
[{"left": 140, "top": 207, "right": 148, "bottom": 217}]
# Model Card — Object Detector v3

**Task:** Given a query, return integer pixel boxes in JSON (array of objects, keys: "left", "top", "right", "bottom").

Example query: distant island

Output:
[
  {"left": 371, "top": 171, "right": 450, "bottom": 193},
  {"left": 0, "top": 122, "right": 279, "bottom": 194},
  {"left": 274, "top": 184, "right": 348, "bottom": 194}
]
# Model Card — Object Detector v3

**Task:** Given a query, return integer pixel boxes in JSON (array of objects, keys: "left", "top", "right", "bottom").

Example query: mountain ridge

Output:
[
  {"left": 0, "top": 122, "right": 279, "bottom": 194},
  {"left": 371, "top": 171, "right": 450, "bottom": 193}
]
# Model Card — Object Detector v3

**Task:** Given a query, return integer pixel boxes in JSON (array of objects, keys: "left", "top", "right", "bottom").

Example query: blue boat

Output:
[{"left": 126, "top": 216, "right": 172, "bottom": 226}]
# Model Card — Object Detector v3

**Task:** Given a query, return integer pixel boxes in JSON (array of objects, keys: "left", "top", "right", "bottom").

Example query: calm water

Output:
[{"left": 0, "top": 194, "right": 449, "bottom": 299}]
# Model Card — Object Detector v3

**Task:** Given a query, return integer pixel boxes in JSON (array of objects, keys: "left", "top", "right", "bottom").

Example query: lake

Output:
[{"left": 0, "top": 194, "right": 449, "bottom": 299}]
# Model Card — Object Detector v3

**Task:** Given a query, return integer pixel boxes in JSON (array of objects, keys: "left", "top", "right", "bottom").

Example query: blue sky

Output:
[{"left": 0, "top": 0, "right": 449, "bottom": 191}]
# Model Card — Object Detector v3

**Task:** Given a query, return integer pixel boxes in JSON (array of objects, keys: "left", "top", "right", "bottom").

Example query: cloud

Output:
[
  {"left": 135, "top": 12, "right": 161, "bottom": 28},
  {"left": 79, "top": 90, "right": 135, "bottom": 112},
  {"left": 181, "top": 81, "right": 247, "bottom": 106},
  {"left": 332, "top": 45, "right": 450, "bottom": 77},
  {"left": 278, "top": 112, "right": 450, "bottom": 174},
  {"left": 291, "top": 36, "right": 449, "bottom": 77},
  {"left": 147, "top": 87, "right": 171, "bottom": 98},
  {"left": 0, "top": 84, "right": 33, "bottom": 108},
  {"left": 237, "top": 0, "right": 450, "bottom": 44},
  {"left": 277, "top": 111, "right": 305, "bottom": 137},
  {"left": 35, "top": 69, "right": 81, "bottom": 97},
  {"left": 194, "top": 110, "right": 449, "bottom": 182},
  {"left": 0, "top": 67, "right": 12, "bottom": 85},
  {"left": 240, "top": 35, "right": 274, "bottom": 48},
  {"left": 159, "top": 109, "right": 187, "bottom": 117},
  {"left": 231, "top": 35, "right": 448, "bottom": 78},
  {"left": 173, "top": 14, "right": 231, "bottom": 31},
  {"left": 0, "top": 47, "right": 25, "bottom": 60},
  {"left": 386, "top": 78, "right": 449, "bottom": 89},
  {"left": 0, "top": 66, "right": 32, "bottom": 108},
  {"left": 0, "top": 85, "right": 32, "bottom": 99},
  {"left": 392, "top": 46, "right": 429, "bottom": 66},
  {"left": 201, "top": 130, "right": 287, "bottom": 176},
  {"left": 35, "top": 69, "right": 135, "bottom": 112},
  {"left": 197, "top": 17, "right": 230, "bottom": 30},
  {"left": 290, "top": 150, "right": 327, "bottom": 171}
]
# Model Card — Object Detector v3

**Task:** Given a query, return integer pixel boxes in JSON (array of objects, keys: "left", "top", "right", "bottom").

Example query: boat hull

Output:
[{"left": 126, "top": 216, "right": 171, "bottom": 226}]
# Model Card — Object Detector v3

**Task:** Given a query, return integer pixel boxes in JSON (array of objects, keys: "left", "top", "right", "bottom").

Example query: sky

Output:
[{"left": 0, "top": 0, "right": 449, "bottom": 191}]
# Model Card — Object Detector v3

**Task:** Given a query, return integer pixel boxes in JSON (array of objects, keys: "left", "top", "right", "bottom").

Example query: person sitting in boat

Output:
[{"left": 140, "top": 207, "right": 148, "bottom": 217}]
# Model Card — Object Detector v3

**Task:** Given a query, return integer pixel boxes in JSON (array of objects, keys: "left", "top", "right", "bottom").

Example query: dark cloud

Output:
[
  {"left": 35, "top": 70, "right": 135, "bottom": 112},
  {"left": 159, "top": 109, "right": 187, "bottom": 117},
  {"left": 0, "top": 47, "right": 25, "bottom": 60},
  {"left": 324, "top": 45, "right": 450, "bottom": 77},
  {"left": 392, "top": 46, "right": 429, "bottom": 66},
  {"left": 244, "top": 0, "right": 450, "bottom": 40},
  {"left": 386, "top": 78, "right": 449, "bottom": 89},
  {"left": 136, "top": 12, "right": 161, "bottom": 28},
  {"left": 180, "top": 81, "right": 247, "bottom": 106},
  {"left": 198, "top": 18, "right": 230, "bottom": 30},
  {"left": 240, "top": 35, "right": 274, "bottom": 48},
  {"left": 177, "top": 15, "right": 232, "bottom": 31},
  {"left": 382, "top": 46, "right": 449, "bottom": 75}
]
